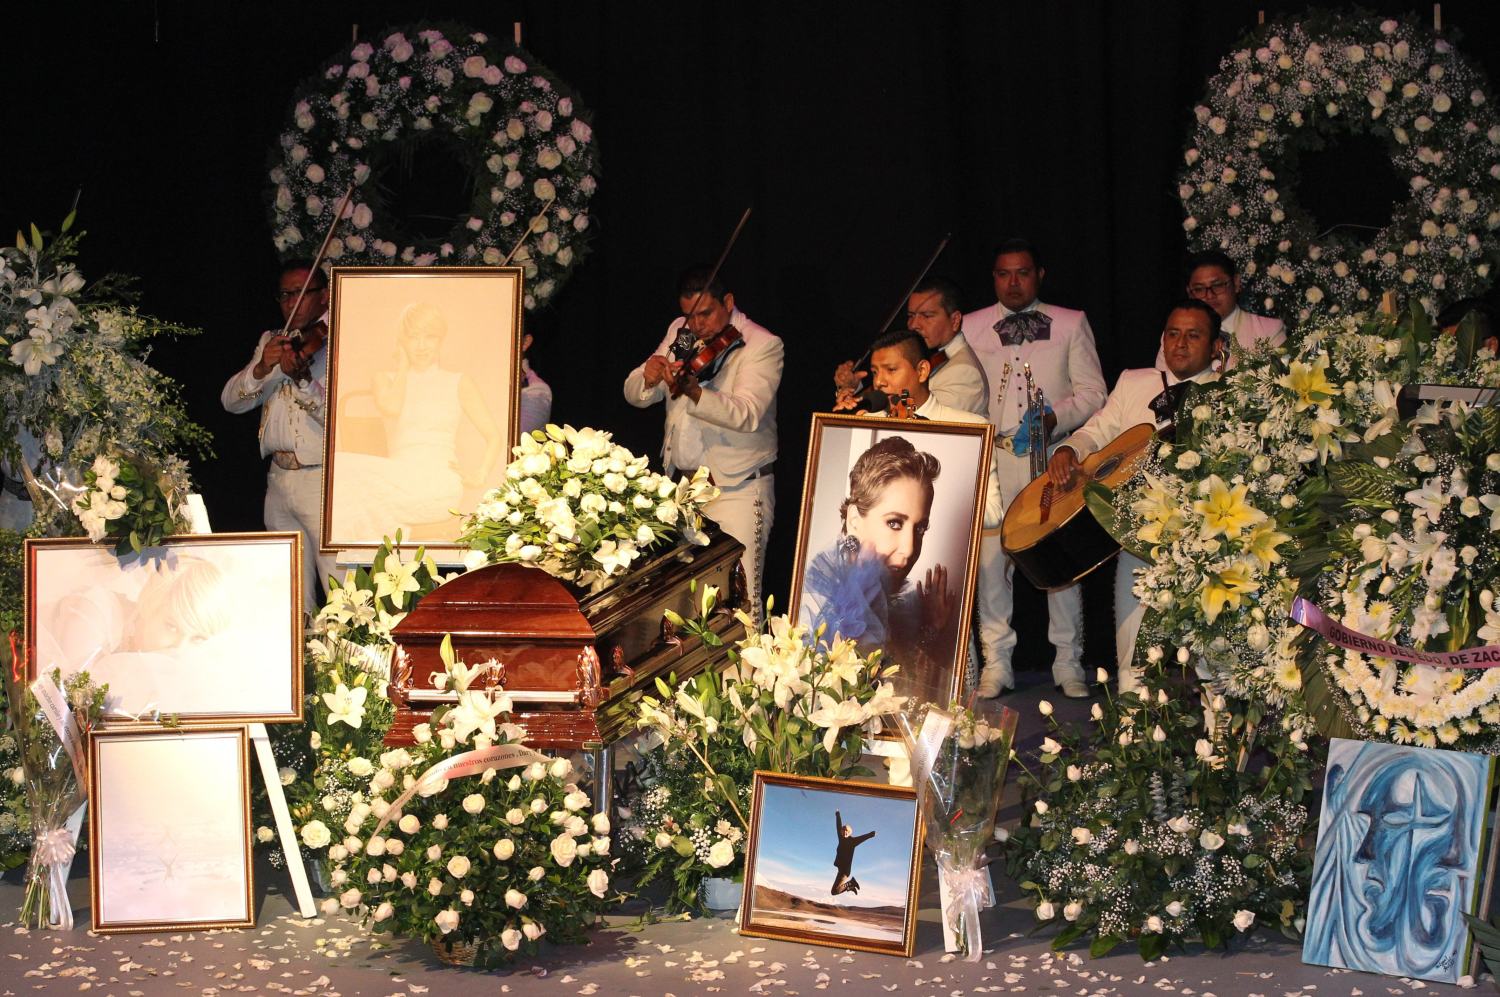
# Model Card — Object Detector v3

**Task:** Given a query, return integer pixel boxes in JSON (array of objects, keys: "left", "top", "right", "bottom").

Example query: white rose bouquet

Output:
[
  {"left": 458, "top": 425, "right": 717, "bottom": 593},
  {"left": 326, "top": 637, "right": 612, "bottom": 965},
  {"left": 893, "top": 700, "right": 1017, "bottom": 960},
  {"left": 69, "top": 451, "right": 194, "bottom": 554}
]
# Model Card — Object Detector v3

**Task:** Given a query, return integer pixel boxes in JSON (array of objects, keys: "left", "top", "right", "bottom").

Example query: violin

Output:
[
  {"left": 286, "top": 319, "right": 327, "bottom": 382},
  {"left": 887, "top": 388, "right": 916, "bottom": 418}
]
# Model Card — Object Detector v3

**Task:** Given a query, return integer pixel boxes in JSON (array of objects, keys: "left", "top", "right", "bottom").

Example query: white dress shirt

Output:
[
  {"left": 867, "top": 395, "right": 1003, "bottom": 528},
  {"left": 962, "top": 301, "right": 1107, "bottom": 437},
  {"left": 1155, "top": 306, "right": 1286, "bottom": 370},
  {"left": 927, "top": 332, "right": 990, "bottom": 417},
  {"left": 1065, "top": 365, "right": 1220, "bottom": 461},
  {"left": 220, "top": 322, "right": 328, "bottom": 466},
  {"left": 623, "top": 308, "right": 782, "bottom": 486}
]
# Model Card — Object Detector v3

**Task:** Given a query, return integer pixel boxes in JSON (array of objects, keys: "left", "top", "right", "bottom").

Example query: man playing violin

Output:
[
  {"left": 220, "top": 260, "right": 339, "bottom": 613},
  {"left": 833, "top": 276, "right": 989, "bottom": 417},
  {"left": 1048, "top": 299, "right": 1222, "bottom": 694},
  {"left": 624, "top": 266, "right": 784, "bottom": 627}
]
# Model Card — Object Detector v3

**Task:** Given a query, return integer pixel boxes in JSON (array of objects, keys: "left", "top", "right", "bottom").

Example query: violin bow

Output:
[
  {"left": 851, "top": 232, "right": 952, "bottom": 371},
  {"left": 278, "top": 182, "right": 356, "bottom": 340},
  {"left": 500, "top": 197, "right": 557, "bottom": 267},
  {"left": 669, "top": 206, "right": 753, "bottom": 397}
]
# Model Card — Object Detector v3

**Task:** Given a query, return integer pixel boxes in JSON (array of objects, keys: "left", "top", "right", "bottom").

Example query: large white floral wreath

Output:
[
  {"left": 269, "top": 25, "right": 599, "bottom": 310},
  {"left": 1180, "top": 11, "right": 1500, "bottom": 324}
]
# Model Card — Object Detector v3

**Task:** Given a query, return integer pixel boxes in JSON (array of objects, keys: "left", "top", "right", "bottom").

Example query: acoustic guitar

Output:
[{"left": 1001, "top": 423, "right": 1155, "bottom": 591}]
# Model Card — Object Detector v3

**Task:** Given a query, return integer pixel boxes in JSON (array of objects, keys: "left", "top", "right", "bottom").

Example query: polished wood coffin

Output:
[{"left": 386, "top": 527, "right": 747, "bottom": 750}]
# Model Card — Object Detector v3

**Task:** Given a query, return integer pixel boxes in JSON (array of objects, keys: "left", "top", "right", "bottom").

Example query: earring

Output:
[{"left": 838, "top": 534, "right": 860, "bottom": 559}]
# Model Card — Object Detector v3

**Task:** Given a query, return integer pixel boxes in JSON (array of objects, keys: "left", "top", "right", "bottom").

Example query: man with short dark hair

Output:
[
  {"left": 963, "top": 238, "right": 1107, "bottom": 699},
  {"left": 1050, "top": 299, "right": 1222, "bottom": 693},
  {"left": 1158, "top": 250, "right": 1284, "bottom": 369},
  {"left": 624, "top": 267, "right": 783, "bottom": 624},
  {"left": 221, "top": 261, "right": 339, "bottom": 612}
]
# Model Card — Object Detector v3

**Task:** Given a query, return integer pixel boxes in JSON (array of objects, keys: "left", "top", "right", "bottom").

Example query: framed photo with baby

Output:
[
  {"left": 740, "top": 771, "right": 922, "bottom": 957},
  {"left": 89, "top": 726, "right": 254, "bottom": 932},
  {"left": 322, "top": 266, "right": 522, "bottom": 555},
  {"left": 789, "top": 414, "right": 994, "bottom": 705},
  {"left": 24, "top": 533, "right": 303, "bottom": 724}
]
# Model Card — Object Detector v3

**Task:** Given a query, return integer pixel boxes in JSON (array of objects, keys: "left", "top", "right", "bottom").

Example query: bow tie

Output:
[
  {"left": 1150, "top": 379, "right": 1195, "bottom": 440},
  {"left": 994, "top": 310, "right": 1052, "bottom": 346}
]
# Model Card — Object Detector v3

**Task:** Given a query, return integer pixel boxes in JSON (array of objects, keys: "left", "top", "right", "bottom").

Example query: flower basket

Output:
[{"left": 430, "top": 936, "right": 481, "bottom": 967}]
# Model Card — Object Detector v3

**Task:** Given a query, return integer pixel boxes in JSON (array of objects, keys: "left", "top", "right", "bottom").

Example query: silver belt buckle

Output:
[{"left": 998, "top": 436, "right": 1016, "bottom": 455}]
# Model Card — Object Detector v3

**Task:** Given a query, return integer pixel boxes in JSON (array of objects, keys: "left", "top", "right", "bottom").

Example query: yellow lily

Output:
[
  {"left": 1277, "top": 354, "right": 1336, "bottom": 412},
  {"left": 1193, "top": 475, "right": 1267, "bottom": 540},
  {"left": 1243, "top": 521, "right": 1292, "bottom": 570},
  {"left": 1133, "top": 473, "right": 1184, "bottom": 545},
  {"left": 1200, "top": 561, "right": 1260, "bottom": 624}
]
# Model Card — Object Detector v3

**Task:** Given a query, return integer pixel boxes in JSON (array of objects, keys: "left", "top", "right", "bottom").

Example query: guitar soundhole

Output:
[{"left": 1092, "top": 455, "right": 1123, "bottom": 479}]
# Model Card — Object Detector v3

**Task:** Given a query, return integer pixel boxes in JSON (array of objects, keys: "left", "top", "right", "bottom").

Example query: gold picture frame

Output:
[
  {"left": 739, "top": 771, "right": 923, "bottom": 957},
  {"left": 25, "top": 532, "right": 304, "bottom": 725},
  {"left": 89, "top": 725, "right": 254, "bottom": 933},
  {"left": 788, "top": 413, "right": 993, "bottom": 705},
  {"left": 321, "top": 265, "right": 523, "bottom": 555}
]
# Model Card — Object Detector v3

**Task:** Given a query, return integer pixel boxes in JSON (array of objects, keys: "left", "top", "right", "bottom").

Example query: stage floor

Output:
[{"left": 0, "top": 672, "right": 1486, "bottom": 997}]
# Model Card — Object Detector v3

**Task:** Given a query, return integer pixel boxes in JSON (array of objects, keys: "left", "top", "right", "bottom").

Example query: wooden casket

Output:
[{"left": 385, "top": 527, "right": 747, "bottom": 750}]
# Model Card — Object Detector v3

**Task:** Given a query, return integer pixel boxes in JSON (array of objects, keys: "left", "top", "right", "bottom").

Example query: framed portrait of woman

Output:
[
  {"left": 25, "top": 533, "right": 303, "bottom": 724},
  {"left": 789, "top": 414, "right": 994, "bottom": 705},
  {"left": 322, "top": 266, "right": 522, "bottom": 556}
]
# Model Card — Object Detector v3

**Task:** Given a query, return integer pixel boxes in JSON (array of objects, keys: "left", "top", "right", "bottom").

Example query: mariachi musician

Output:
[
  {"left": 962, "top": 237, "right": 1107, "bottom": 699},
  {"left": 834, "top": 276, "right": 989, "bottom": 417},
  {"left": 1046, "top": 299, "right": 1222, "bottom": 695},
  {"left": 623, "top": 266, "right": 783, "bottom": 627}
]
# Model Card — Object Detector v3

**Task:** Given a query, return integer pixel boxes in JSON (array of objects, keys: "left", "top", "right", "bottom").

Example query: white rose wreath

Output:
[
  {"left": 268, "top": 25, "right": 599, "bottom": 310},
  {"left": 1180, "top": 11, "right": 1500, "bottom": 324}
]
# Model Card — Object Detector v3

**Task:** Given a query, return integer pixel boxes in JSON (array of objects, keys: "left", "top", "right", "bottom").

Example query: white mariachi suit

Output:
[
  {"left": 1062, "top": 365, "right": 1219, "bottom": 692},
  {"left": 624, "top": 308, "right": 783, "bottom": 627},
  {"left": 1155, "top": 307, "right": 1285, "bottom": 371},
  {"left": 962, "top": 301, "right": 1107, "bottom": 684},
  {"left": 926, "top": 332, "right": 991, "bottom": 418},
  {"left": 221, "top": 323, "right": 340, "bottom": 613}
]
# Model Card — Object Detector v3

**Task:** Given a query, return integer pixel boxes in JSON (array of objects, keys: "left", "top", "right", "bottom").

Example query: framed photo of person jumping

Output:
[
  {"left": 24, "top": 533, "right": 303, "bottom": 724},
  {"left": 739, "top": 771, "right": 922, "bottom": 957},
  {"left": 789, "top": 414, "right": 994, "bottom": 704},
  {"left": 322, "top": 266, "right": 522, "bottom": 555}
]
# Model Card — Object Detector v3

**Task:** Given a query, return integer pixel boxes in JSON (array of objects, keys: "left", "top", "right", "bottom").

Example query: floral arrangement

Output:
[
  {"left": 325, "top": 637, "right": 612, "bottom": 965},
  {"left": 616, "top": 736, "right": 750, "bottom": 914},
  {"left": 1306, "top": 401, "right": 1500, "bottom": 751},
  {"left": 893, "top": 700, "right": 1016, "bottom": 959},
  {"left": 262, "top": 536, "right": 448, "bottom": 874},
  {"left": 270, "top": 23, "right": 599, "bottom": 310},
  {"left": 0, "top": 218, "right": 206, "bottom": 539},
  {"left": 1180, "top": 9, "right": 1500, "bottom": 322},
  {"left": 1001, "top": 672, "right": 1315, "bottom": 960},
  {"left": 2, "top": 667, "right": 108, "bottom": 929},
  {"left": 629, "top": 587, "right": 904, "bottom": 912},
  {"left": 69, "top": 452, "right": 193, "bottom": 554},
  {"left": 458, "top": 425, "right": 718, "bottom": 593}
]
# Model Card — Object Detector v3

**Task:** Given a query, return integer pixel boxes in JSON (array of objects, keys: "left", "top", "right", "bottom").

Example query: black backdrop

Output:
[{"left": 8, "top": 1, "right": 1500, "bottom": 672}]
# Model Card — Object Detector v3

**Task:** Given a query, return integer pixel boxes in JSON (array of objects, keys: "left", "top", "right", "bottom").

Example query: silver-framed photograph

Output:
[
  {"left": 789, "top": 414, "right": 993, "bottom": 704},
  {"left": 89, "top": 726, "right": 254, "bottom": 933},
  {"left": 25, "top": 533, "right": 303, "bottom": 724},
  {"left": 740, "top": 771, "right": 923, "bottom": 957},
  {"left": 322, "top": 265, "right": 521, "bottom": 554}
]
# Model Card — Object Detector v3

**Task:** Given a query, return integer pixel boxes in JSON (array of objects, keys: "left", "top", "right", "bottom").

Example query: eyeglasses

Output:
[
  {"left": 274, "top": 287, "right": 326, "bottom": 302},
  {"left": 1187, "top": 278, "right": 1232, "bottom": 296}
]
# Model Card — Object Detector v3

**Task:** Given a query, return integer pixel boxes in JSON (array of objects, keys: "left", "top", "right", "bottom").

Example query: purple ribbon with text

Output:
[{"left": 1289, "top": 596, "right": 1500, "bottom": 669}]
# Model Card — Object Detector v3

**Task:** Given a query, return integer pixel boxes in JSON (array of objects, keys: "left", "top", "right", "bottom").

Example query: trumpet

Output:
[{"left": 1022, "top": 363, "right": 1050, "bottom": 479}]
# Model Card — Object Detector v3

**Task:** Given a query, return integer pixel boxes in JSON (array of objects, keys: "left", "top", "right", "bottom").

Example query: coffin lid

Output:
[{"left": 391, "top": 563, "right": 595, "bottom": 642}]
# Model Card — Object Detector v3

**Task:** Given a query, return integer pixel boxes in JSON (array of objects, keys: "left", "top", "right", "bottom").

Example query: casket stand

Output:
[{"left": 387, "top": 526, "right": 746, "bottom": 813}]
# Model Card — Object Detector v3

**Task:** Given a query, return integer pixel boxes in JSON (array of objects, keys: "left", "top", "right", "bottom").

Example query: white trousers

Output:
[
  {"left": 265, "top": 463, "right": 340, "bottom": 615},
  {"left": 704, "top": 475, "right": 774, "bottom": 631},
  {"left": 975, "top": 446, "right": 1084, "bottom": 682},
  {"left": 1115, "top": 552, "right": 1148, "bottom": 693}
]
